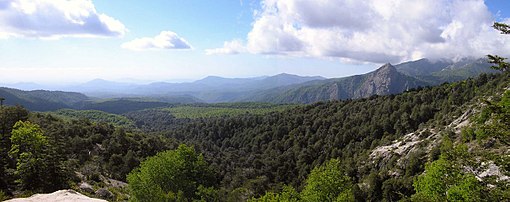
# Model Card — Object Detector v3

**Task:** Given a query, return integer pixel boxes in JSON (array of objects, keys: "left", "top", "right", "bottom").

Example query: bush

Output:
[
  {"left": 127, "top": 144, "right": 216, "bottom": 201},
  {"left": 0, "top": 190, "right": 7, "bottom": 201}
]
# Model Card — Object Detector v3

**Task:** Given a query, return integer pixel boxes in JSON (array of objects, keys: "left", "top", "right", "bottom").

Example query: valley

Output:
[
  {"left": 1, "top": 1, "right": 510, "bottom": 201},
  {"left": 1, "top": 69, "right": 508, "bottom": 201}
]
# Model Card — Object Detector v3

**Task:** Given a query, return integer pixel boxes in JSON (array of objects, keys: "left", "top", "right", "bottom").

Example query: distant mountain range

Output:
[
  {"left": 0, "top": 88, "right": 200, "bottom": 112},
  {"left": 236, "top": 57, "right": 497, "bottom": 103},
  {"left": 0, "top": 87, "right": 88, "bottom": 111},
  {"left": 241, "top": 64, "right": 429, "bottom": 103},
  {"left": 395, "top": 58, "right": 497, "bottom": 84},
  {"left": 0, "top": 73, "right": 325, "bottom": 111},
  {"left": 128, "top": 73, "right": 326, "bottom": 102},
  {"left": 0, "top": 57, "right": 498, "bottom": 110}
]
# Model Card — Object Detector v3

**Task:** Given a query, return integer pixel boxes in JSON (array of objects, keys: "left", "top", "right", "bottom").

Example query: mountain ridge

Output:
[
  {"left": 0, "top": 58, "right": 497, "bottom": 107},
  {"left": 241, "top": 63, "right": 430, "bottom": 103},
  {"left": 238, "top": 57, "right": 496, "bottom": 103}
]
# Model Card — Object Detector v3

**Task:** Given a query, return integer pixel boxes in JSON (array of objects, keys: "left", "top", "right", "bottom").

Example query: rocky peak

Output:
[
  {"left": 374, "top": 63, "right": 397, "bottom": 74},
  {"left": 355, "top": 63, "right": 423, "bottom": 98}
]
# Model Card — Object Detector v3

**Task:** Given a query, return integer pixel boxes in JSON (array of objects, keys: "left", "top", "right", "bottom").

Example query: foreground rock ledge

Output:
[{"left": 4, "top": 190, "right": 107, "bottom": 202}]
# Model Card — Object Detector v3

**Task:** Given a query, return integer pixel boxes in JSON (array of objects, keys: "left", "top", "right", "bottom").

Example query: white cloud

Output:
[
  {"left": 0, "top": 0, "right": 126, "bottom": 39},
  {"left": 121, "top": 31, "right": 192, "bottom": 51},
  {"left": 216, "top": 0, "right": 510, "bottom": 63},
  {"left": 205, "top": 39, "right": 246, "bottom": 55}
]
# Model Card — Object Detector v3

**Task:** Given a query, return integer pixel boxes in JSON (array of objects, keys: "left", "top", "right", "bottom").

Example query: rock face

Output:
[
  {"left": 79, "top": 182, "right": 94, "bottom": 194},
  {"left": 248, "top": 63, "right": 429, "bottom": 103},
  {"left": 4, "top": 190, "right": 107, "bottom": 202},
  {"left": 242, "top": 57, "right": 496, "bottom": 104},
  {"left": 95, "top": 188, "right": 114, "bottom": 200},
  {"left": 354, "top": 63, "right": 424, "bottom": 98}
]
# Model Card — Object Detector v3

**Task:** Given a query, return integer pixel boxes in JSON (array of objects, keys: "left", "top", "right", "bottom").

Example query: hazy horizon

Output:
[
  {"left": 0, "top": 72, "right": 331, "bottom": 86},
  {"left": 0, "top": 0, "right": 509, "bottom": 84}
]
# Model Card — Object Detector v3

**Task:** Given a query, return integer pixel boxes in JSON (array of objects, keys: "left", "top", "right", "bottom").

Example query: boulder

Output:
[
  {"left": 4, "top": 189, "right": 107, "bottom": 202},
  {"left": 79, "top": 182, "right": 94, "bottom": 193},
  {"left": 94, "top": 188, "right": 114, "bottom": 199}
]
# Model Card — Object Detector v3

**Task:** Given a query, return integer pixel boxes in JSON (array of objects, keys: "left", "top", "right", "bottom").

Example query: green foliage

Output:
[
  {"left": 249, "top": 186, "right": 300, "bottom": 202},
  {"left": 488, "top": 54, "right": 510, "bottom": 72},
  {"left": 0, "top": 106, "right": 29, "bottom": 190},
  {"left": 163, "top": 103, "right": 296, "bottom": 119},
  {"left": 412, "top": 158, "right": 450, "bottom": 201},
  {"left": 82, "top": 99, "right": 173, "bottom": 114},
  {"left": 493, "top": 22, "right": 510, "bottom": 34},
  {"left": 127, "top": 144, "right": 216, "bottom": 202},
  {"left": 0, "top": 87, "right": 88, "bottom": 111},
  {"left": 9, "top": 121, "right": 49, "bottom": 190},
  {"left": 162, "top": 72, "right": 507, "bottom": 200},
  {"left": 51, "top": 109, "right": 135, "bottom": 128},
  {"left": 446, "top": 175, "right": 482, "bottom": 202},
  {"left": 196, "top": 185, "right": 221, "bottom": 202},
  {"left": 0, "top": 105, "right": 29, "bottom": 135},
  {"left": 9, "top": 121, "right": 48, "bottom": 158},
  {"left": 8, "top": 121, "right": 69, "bottom": 192},
  {"left": 300, "top": 159, "right": 353, "bottom": 202},
  {"left": 124, "top": 109, "right": 186, "bottom": 132},
  {"left": 0, "top": 106, "right": 178, "bottom": 196},
  {"left": 250, "top": 159, "right": 353, "bottom": 202},
  {"left": 1, "top": 70, "right": 508, "bottom": 201},
  {"left": 460, "top": 127, "right": 476, "bottom": 142},
  {"left": 415, "top": 75, "right": 510, "bottom": 202},
  {"left": 488, "top": 22, "right": 510, "bottom": 72},
  {"left": 487, "top": 22, "right": 510, "bottom": 75},
  {"left": 412, "top": 139, "right": 484, "bottom": 202},
  {"left": 250, "top": 192, "right": 282, "bottom": 202},
  {"left": 0, "top": 190, "right": 7, "bottom": 201},
  {"left": 472, "top": 90, "right": 510, "bottom": 144}
]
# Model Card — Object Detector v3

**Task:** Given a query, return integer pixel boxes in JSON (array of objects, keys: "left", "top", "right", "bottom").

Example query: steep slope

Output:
[
  {"left": 0, "top": 87, "right": 89, "bottom": 111},
  {"left": 354, "top": 63, "right": 428, "bottom": 97},
  {"left": 429, "top": 58, "right": 498, "bottom": 82},
  {"left": 395, "top": 58, "right": 452, "bottom": 76},
  {"left": 395, "top": 57, "right": 497, "bottom": 84},
  {"left": 245, "top": 63, "right": 429, "bottom": 103},
  {"left": 369, "top": 82, "right": 510, "bottom": 201},
  {"left": 1, "top": 72, "right": 507, "bottom": 201},
  {"left": 162, "top": 72, "right": 508, "bottom": 200}
]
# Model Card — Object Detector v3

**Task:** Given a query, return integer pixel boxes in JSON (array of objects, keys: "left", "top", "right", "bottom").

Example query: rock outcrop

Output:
[{"left": 4, "top": 190, "right": 107, "bottom": 202}]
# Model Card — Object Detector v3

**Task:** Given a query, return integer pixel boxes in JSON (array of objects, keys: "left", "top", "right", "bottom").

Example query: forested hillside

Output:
[
  {"left": 0, "top": 87, "right": 89, "bottom": 111},
  {"left": 243, "top": 64, "right": 429, "bottom": 103},
  {"left": 395, "top": 57, "right": 497, "bottom": 84},
  {"left": 162, "top": 73, "right": 509, "bottom": 201},
  {"left": 0, "top": 89, "right": 196, "bottom": 113},
  {"left": 1, "top": 58, "right": 493, "bottom": 106},
  {"left": 3, "top": 1, "right": 510, "bottom": 202},
  {"left": 50, "top": 109, "right": 136, "bottom": 129},
  {"left": 241, "top": 58, "right": 495, "bottom": 104},
  {"left": 1, "top": 71, "right": 507, "bottom": 201}
]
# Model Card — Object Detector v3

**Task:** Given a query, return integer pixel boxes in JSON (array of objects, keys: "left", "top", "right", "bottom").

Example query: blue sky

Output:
[{"left": 0, "top": 0, "right": 509, "bottom": 84}]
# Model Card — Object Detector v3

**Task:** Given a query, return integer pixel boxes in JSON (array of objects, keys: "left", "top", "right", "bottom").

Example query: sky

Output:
[{"left": 0, "top": 0, "right": 509, "bottom": 84}]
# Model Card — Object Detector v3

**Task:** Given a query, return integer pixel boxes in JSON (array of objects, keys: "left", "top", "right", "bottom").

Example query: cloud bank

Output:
[
  {"left": 121, "top": 31, "right": 192, "bottom": 51},
  {"left": 206, "top": 39, "right": 246, "bottom": 55},
  {"left": 214, "top": 0, "right": 510, "bottom": 63},
  {"left": 0, "top": 0, "right": 126, "bottom": 39}
]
